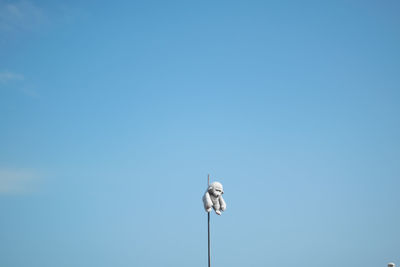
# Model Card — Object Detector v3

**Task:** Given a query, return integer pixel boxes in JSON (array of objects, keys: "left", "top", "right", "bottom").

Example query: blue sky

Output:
[{"left": 1, "top": 1, "right": 400, "bottom": 266}]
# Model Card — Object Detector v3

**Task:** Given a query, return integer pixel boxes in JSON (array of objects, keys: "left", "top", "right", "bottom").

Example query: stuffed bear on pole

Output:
[{"left": 203, "top": 175, "right": 226, "bottom": 267}]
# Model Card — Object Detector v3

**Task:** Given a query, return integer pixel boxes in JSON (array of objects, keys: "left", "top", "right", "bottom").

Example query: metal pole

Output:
[
  {"left": 207, "top": 174, "right": 211, "bottom": 267},
  {"left": 208, "top": 212, "right": 210, "bottom": 267}
]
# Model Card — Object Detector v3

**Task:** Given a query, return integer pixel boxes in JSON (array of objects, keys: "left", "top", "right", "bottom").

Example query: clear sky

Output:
[{"left": 1, "top": 1, "right": 400, "bottom": 266}]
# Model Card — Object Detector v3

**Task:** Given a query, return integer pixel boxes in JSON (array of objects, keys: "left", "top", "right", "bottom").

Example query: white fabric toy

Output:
[{"left": 203, "top": 182, "right": 226, "bottom": 215}]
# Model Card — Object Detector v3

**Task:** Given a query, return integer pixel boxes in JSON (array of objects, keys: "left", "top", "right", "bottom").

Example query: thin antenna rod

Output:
[{"left": 207, "top": 174, "right": 211, "bottom": 267}]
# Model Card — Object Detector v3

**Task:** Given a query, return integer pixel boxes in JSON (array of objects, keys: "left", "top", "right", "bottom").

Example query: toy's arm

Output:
[
  {"left": 219, "top": 195, "right": 226, "bottom": 211},
  {"left": 203, "top": 191, "right": 213, "bottom": 212}
]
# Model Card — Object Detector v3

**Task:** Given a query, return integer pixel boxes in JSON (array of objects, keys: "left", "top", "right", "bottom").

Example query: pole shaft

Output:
[
  {"left": 207, "top": 174, "right": 211, "bottom": 267},
  {"left": 208, "top": 212, "right": 210, "bottom": 267}
]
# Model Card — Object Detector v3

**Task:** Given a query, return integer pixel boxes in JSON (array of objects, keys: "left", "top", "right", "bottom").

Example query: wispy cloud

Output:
[
  {"left": 0, "top": 169, "right": 40, "bottom": 195},
  {"left": 0, "top": 70, "right": 40, "bottom": 98},
  {"left": 0, "top": 1, "right": 47, "bottom": 33},
  {"left": 0, "top": 71, "right": 24, "bottom": 83}
]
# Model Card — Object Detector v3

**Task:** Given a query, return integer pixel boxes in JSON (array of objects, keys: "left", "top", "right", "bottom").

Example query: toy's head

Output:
[{"left": 208, "top": 182, "right": 224, "bottom": 197}]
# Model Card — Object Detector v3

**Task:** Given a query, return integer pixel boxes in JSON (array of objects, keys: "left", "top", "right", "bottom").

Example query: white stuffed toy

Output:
[{"left": 203, "top": 182, "right": 226, "bottom": 215}]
